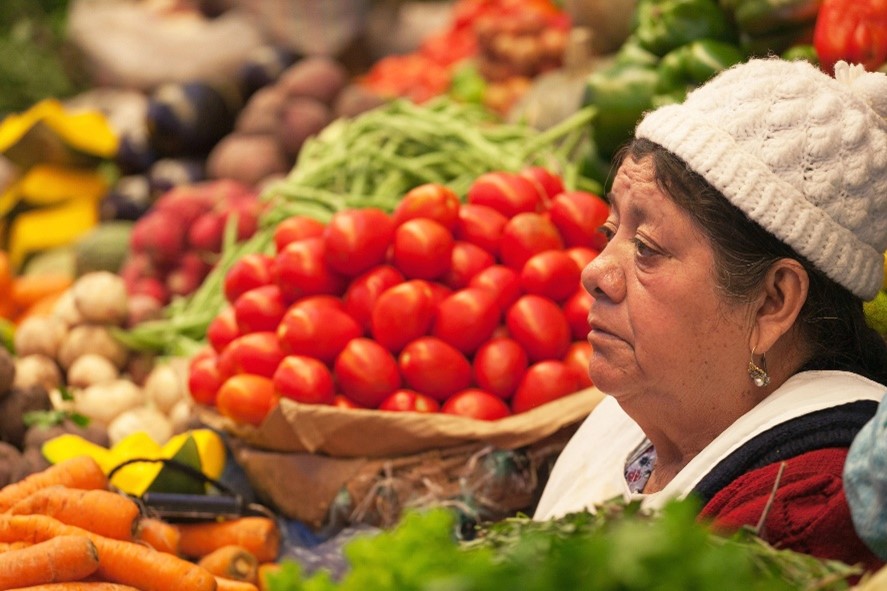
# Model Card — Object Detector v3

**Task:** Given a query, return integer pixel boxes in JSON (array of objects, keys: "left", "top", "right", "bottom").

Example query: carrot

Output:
[
  {"left": 0, "top": 457, "right": 108, "bottom": 512},
  {"left": 0, "top": 515, "right": 216, "bottom": 591},
  {"left": 0, "top": 541, "right": 31, "bottom": 552},
  {"left": 134, "top": 516, "right": 180, "bottom": 555},
  {"left": 4, "top": 584, "right": 141, "bottom": 591},
  {"left": 6, "top": 487, "right": 141, "bottom": 540},
  {"left": 10, "top": 275, "right": 72, "bottom": 313},
  {"left": 213, "top": 578, "right": 258, "bottom": 591},
  {"left": 198, "top": 545, "right": 258, "bottom": 582},
  {"left": 0, "top": 534, "right": 99, "bottom": 589},
  {"left": 176, "top": 517, "right": 280, "bottom": 563}
]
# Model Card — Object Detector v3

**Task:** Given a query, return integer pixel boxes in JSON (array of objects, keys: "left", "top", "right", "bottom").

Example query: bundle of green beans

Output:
[{"left": 119, "top": 97, "right": 599, "bottom": 355}]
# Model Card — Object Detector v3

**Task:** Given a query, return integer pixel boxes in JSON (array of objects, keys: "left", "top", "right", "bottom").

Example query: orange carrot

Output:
[
  {"left": 134, "top": 516, "right": 180, "bottom": 555},
  {"left": 0, "top": 541, "right": 31, "bottom": 552},
  {"left": 6, "top": 487, "right": 141, "bottom": 540},
  {"left": 0, "top": 515, "right": 216, "bottom": 591},
  {"left": 0, "top": 534, "right": 99, "bottom": 589},
  {"left": 198, "top": 545, "right": 258, "bottom": 582},
  {"left": 3, "top": 584, "right": 141, "bottom": 591},
  {"left": 10, "top": 275, "right": 72, "bottom": 313},
  {"left": 213, "top": 577, "right": 258, "bottom": 591},
  {"left": 0, "top": 457, "right": 108, "bottom": 512},
  {"left": 176, "top": 517, "right": 280, "bottom": 563}
]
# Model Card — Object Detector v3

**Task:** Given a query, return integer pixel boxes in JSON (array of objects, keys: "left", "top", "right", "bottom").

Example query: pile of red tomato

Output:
[{"left": 187, "top": 166, "right": 609, "bottom": 426}]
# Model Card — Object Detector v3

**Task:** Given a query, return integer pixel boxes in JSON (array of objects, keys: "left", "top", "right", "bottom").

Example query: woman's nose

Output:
[{"left": 581, "top": 245, "right": 625, "bottom": 301}]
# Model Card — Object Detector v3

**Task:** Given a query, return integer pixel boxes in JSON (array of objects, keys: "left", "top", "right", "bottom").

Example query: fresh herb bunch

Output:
[{"left": 266, "top": 498, "right": 860, "bottom": 591}]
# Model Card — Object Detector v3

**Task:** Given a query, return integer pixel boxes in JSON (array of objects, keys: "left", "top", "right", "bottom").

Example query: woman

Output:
[{"left": 534, "top": 57, "right": 887, "bottom": 571}]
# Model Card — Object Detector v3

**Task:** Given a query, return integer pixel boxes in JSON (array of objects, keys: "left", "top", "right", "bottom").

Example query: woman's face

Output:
[{"left": 583, "top": 156, "right": 753, "bottom": 410}]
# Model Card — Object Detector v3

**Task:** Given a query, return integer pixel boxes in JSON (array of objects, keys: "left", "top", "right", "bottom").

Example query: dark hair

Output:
[{"left": 614, "top": 138, "right": 887, "bottom": 385}]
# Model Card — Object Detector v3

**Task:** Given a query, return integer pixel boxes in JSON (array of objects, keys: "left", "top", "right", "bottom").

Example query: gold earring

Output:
[{"left": 748, "top": 347, "right": 770, "bottom": 387}]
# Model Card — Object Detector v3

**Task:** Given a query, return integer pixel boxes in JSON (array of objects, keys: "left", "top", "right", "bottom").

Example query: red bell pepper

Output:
[{"left": 813, "top": 0, "right": 887, "bottom": 75}]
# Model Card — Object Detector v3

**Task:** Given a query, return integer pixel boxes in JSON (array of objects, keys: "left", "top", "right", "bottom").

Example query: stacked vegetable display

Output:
[{"left": 189, "top": 167, "right": 608, "bottom": 427}]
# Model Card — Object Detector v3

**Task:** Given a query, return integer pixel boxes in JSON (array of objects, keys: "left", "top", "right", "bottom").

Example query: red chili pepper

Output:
[{"left": 813, "top": 0, "right": 887, "bottom": 75}]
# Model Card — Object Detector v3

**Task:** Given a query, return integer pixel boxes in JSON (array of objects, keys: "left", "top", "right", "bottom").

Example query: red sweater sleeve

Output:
[{"left": 698, "top": 448, "right": 885, "bottom": 573}]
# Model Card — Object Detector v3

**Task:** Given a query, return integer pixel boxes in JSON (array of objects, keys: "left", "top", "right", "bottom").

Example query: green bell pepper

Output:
[
  {"left": 725, "top": 0, "right": 821, "bottom": 37},
  {"left": 583, "top": 62, "right": 661, "bottom": 160},
  {"left": 633, "top": 0, "right": 738, "bottom": 57},
  {"left": 655, "top": 39, "right": 746, "bottom": 103}
]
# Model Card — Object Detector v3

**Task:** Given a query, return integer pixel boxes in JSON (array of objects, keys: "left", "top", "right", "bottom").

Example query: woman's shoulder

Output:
[{"left": 698, "top": 448, "right": 884, "bottom": 572}]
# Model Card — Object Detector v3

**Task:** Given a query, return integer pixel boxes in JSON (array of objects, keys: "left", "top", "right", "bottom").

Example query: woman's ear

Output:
[{"left": 751, "top": 258, "right": 809, "bottom": 353}]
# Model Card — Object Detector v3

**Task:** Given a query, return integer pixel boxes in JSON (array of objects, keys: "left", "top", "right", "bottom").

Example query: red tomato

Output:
[
  {"left": 333, "top": 394, "right": 366, "bottom": 410},
  {"left": 390, "top": 218, "right": 454, "bottom": 280},
  {"left": 224, "top": 253, "right": 275, "bottom": 304},
  {"left": 370, "top": 280, "right": 437, "bottom": 353},
  {"left": 343, "top": 265, "right": 405, "bottom": 331},
  {"left": 273, "top": 355, "right": 336, "bottom": 405},
  {"left": 813, "top": 0, "right": 887, "bottom": 75},
  {"left": 215, "top": 374, "right": 278, "bottom": 426},
  {"left": 378, "top": 389, "right": 441, "bottom": 413},
  {"left": 217, "top": 331, "right": 285, "bottom": 379},
  {"left": 431, "top": 288, "right": 501, "bottom": 355},
  {"left": 499, "top": 212, "right": 564, "bottom": 270},
  {"left": 207, "top": 305, "right": 240, "bottom": 354},
  {"left": 277, "top": 301, "right": 362, "bottom": 364},
  {"left": 392, "top": 183, "right": 461, "bottom": 230},
  {"left": 323, "top": 208, "right": 395, "bottom": 277},
  {"left": 519, "top": 166, "right": 566, "bottom": 207},
  {"left": 506, "top": 295, "right": 571, "bottom": 362},
  {"left": 563, "top": 287, "right": 593, "bottom": 341},
  {"left": 398, "top": 336, "right": 473, "bottom": 401},
  {"left": 548, "top": 191, "right": 610, "bottom": 251},
  {"left": 292, "top": 294, "right": 347, "bottom": 313},
  {"left": 565, "top": 246, "right": 599, "bottom": 272},
  {"left": 443, "top": 241, "right": 495, "bottom": 290},
  {"left": 273, "top": 215, "right": 326, "bottom": 253},
  {"left": 334, "top": 338, "right": 402, "bottom": 408},
  {"left": 520, "top": 250, "right": 581, "bottom": 302},
  {"left": 187, "top": 354, "right": 223, "bottom": 406},
  {"left": 454, "top": 203, "right": 508, "bottom": 258},
  {"left": 511, "top": 360, "right": 580, "bottom": 414},
  {"left": 469, "top": 265, "right": 523, "bottom": 310},
  {"left": 441, "top": 389, "right": 511, "bottom": 421},
  {"left": 466, "top": 171, "right": 542, "bottom": 218},
  {"left": 233, "top": 284, "right": 288, "bottom": 334},
  {"left": 275, "top": 237, "right": 348, "bottom": 302},
  {"left": 563, "top": 341, "right": 594, "bottom": 389},
  {"left": 472, "top": 337, "right": 529, "bottom": 400}
]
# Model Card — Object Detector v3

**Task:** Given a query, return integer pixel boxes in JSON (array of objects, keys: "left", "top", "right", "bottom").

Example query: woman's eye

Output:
[
  {"left": 598, "top": 225, "right": 615, "bottom": 241},
  {"left": 633, "top": 238, "right": 659, "bottom": 258}
]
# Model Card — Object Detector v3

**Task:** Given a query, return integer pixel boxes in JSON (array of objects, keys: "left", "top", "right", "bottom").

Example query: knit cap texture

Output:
[{"left": 636, "top": 58, "right": 887, "bottom": 300}]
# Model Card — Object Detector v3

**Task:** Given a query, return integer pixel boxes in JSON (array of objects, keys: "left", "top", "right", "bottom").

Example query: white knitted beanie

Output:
[{"left": 635, "top": 58, "right": 887, "bottom": 301}]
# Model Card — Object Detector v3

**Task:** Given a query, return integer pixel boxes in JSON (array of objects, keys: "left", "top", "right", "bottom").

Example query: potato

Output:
[
  {"left": 74, "top": 379, "right": 145, "bottom": 426},
  {"left": 14, "top": 315, "right": 68, "bottom": 359},
  {"left": 278, "top": 56, "right": 349, "bottom": 104},
  {"left": 333, "top": 83, "right": 388, "bottom": 119},
  {"left": 0, "top": 441, "right": 26, "bottom": 488},
  {"left": 0, "top": 347, "right": 14, "bottom": 398},
  {"left": 206, "top": 133, "right": 290, "bottom": 187},
  {"left": 72, "top": 271, "right": 129, "bottom": 325},
  {"left": 0, "top": 385, "right": 52, "bottom": 448},
  {"left": 67, "top": 353, "right": 120, "bottom": 388},
  {"left": 58, "top": 324, "right": 130, "bottom": 371},
  {"left": 276, "top": 97, "right": 333, "bottom": 158},
  {"left": 235, "top": 85, "right": 286, "bottom": 135},
  {"left": 13, "top": 354, "right": 63, "bottom": 392}
]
